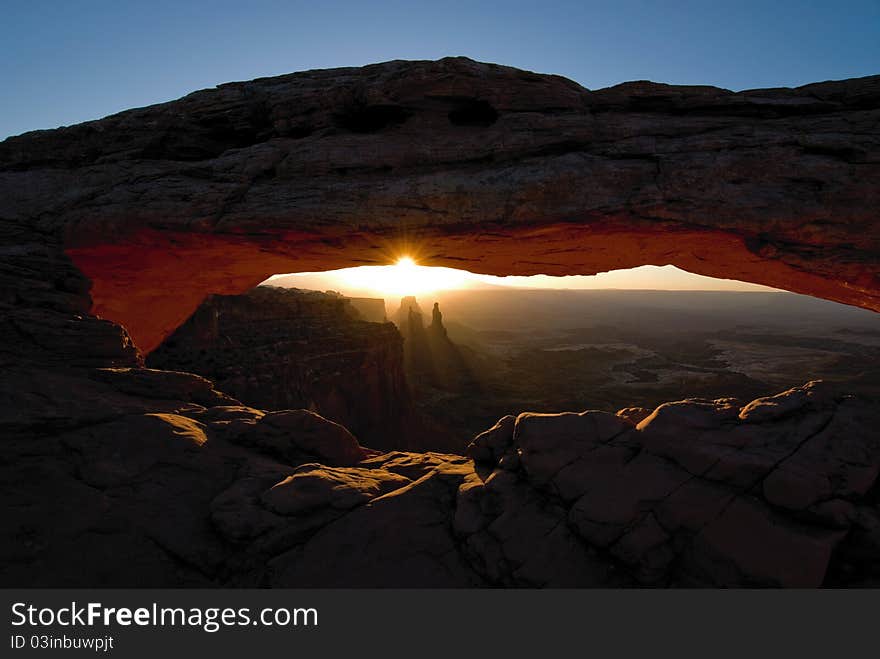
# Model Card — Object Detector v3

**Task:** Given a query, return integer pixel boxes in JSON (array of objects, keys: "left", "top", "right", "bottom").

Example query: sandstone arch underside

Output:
[{"left": 1, "top": 58, "right": 878, "bottom": 355}]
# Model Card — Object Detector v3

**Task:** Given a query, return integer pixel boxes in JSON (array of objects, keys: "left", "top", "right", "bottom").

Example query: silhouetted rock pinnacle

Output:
[{"left": 430, "top": 301, "right": 447, "bottom": 338}]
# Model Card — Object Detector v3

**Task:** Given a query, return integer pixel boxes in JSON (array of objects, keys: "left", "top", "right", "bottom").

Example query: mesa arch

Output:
[{"left": 1, "top": 57, "right": 877, "bottom": 355}]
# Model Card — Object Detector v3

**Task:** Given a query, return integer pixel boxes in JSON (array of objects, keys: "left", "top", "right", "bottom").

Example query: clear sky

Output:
[{"left": 2, "top": 0, "right": 878, "bottom": 139}]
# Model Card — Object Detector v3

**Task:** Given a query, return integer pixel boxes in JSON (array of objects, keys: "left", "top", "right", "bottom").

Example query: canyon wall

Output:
[
  {"left": 347, "top": 297, "right": 387, "bottom": 323},
  {"left": 147, "top": 286, "right": 411, "bottom": 450}
]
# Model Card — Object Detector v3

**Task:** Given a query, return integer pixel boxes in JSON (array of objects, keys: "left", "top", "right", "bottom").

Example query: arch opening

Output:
[
  {"left": 137, "top": 252, "right": 880, "bottom": 454},
  {"left": 66, "top": 221, "right": 879, "bottom": 358}
]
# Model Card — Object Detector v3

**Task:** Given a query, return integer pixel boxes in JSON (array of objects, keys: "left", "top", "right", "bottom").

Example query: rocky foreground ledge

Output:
[{"left": 2, "top": 366, "right": 878, "bottom": 587}]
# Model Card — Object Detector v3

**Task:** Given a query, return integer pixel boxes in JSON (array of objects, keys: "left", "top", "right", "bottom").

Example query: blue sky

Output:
[{"left": 2, "top": 0, "right": 879, "bottom": 139}]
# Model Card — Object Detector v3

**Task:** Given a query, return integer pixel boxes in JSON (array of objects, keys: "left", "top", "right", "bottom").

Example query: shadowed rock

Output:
[
  {"left": 1, "top": 57, "right": 879, "bottom": 589},
  {"left": 146, "top": 286, "right": 414, "bottom": 450},
  {"left": 1, "top": 58, "right": 877, "bottom": 358},
  {"left": 463, "top": 381, "right": 880, "bottom": 586},
  {"left": 3, "top": 366, "right": 879, "bottom": 587}
]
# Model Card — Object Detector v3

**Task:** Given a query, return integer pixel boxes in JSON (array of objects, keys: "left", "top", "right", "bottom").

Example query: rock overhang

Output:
[{"left": 1, "top": 57, "right": 877, "bottom": 356}]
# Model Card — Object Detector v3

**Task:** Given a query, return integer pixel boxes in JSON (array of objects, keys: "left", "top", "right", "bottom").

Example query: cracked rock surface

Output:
[
  {"left": 3, "top": 366, "right": 878, "bottom": 587},
  {"left": 463, "top": 380, "right": 880, "bottom": 586}
]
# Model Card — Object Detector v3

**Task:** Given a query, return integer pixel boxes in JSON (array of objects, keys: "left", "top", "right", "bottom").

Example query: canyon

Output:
[
  {"left": 1, "top": 58, "right": 878, "bottom": 587},
  {"left": 146, "top": 286, "right": 469, "bottom": 452},
  {"left": 146, "top": 286, "right": 413, "bottom": 450}
]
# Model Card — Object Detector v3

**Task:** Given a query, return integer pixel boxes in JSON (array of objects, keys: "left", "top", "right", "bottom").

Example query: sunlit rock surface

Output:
[{"left": 1, "top": 58, "right": 878, "bottom": 355}]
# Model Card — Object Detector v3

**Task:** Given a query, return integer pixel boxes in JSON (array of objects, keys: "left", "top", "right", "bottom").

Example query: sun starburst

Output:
[{"left": 331, "top": 256, "right": 474, "bottom": 296}]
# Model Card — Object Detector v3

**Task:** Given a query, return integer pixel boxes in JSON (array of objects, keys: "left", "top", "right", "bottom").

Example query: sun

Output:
[{"left": 333, "top": 256, "right": 475, "bottom": 297}]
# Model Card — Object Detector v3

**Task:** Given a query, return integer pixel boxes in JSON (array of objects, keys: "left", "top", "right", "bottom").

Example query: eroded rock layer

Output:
[
  {"left": 146, "top": 286, "right": 413, "bottom": 450},
  {"left": 1, "top": 58, "right": 878, "bottom": 355},
  {"left": 3, "top": 368, "right": 878, "bottom": 587}
]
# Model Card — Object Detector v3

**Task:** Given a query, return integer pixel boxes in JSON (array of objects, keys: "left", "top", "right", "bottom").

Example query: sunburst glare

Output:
[
  {"left": 329, "top": 256, "right": 476, "bottom": 296},
  {"left": 263, "top": 260, "right": 779, "bottom": 298}
]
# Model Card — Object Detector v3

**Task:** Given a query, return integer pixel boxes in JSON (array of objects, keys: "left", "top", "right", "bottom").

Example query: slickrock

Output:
[
  {"left": 3, "top": 367, "right": 878, "bottom": 587},
  {"left": 461, "top": 381, "right": 880, "bottom": 587}
]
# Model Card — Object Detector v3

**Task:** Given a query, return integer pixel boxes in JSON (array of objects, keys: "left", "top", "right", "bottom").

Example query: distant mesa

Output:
[
  {"left": 316, "top": 289, "right": 388, "bottom": 323},
  {"left": 346, "top": 297, "right": 387, "bottom": 323},
  {"left": 147, "top": 286, "right": 415, "bottom": 450}
]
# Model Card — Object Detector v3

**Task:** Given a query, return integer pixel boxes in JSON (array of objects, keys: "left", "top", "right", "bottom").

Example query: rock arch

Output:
[
  {"left": 2, "top": 59, "right": 880, "bottom": 588},
  {"left": 1, "top": 57, "right": 878, "bottom": 355}
]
